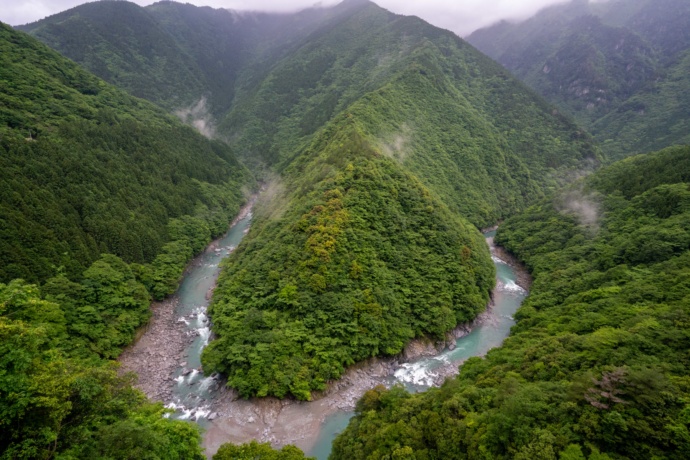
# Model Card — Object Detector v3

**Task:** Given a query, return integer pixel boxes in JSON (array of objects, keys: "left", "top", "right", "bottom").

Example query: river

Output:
[
  {"left": 122, "top": 207, "right": 528, "bottom": 458},
  {"left": 307, "top": 229, "right": 528, "bottom": 458}
]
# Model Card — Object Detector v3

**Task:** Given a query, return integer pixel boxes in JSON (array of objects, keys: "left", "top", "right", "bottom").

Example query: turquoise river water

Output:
[{"left": 163, "top": 214, "right": 527, "bottom": 458}]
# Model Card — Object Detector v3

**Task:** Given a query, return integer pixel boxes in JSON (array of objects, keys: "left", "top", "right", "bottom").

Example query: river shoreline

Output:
[
  {"left": 119, "top": 213, "right": 531, "bottom": 458},
  {"left": 118, "top": 197, "right": 258, "bottom": 403},
  {"left": 202, "top": 231, "right": 532, "bottom": 457}
]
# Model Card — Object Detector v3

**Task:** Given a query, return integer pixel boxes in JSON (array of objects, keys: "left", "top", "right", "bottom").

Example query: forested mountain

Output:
[
  {"left": 467, "top": 0, "right": 690, "bottom": 160},
  {"left": 18, "top": 0, "right": 366, "bottom": 116},
  {"left": 0, "top": 23, "right": 256, "bottom": 458},
  {"left": 22, "top": 1, "right": 599, "bottom": 225},
  {"left": 0, "top": 23, "right": 252, "bottom": 288},
  {"left": 199, "top": 2, "right": 600, "bottom": 399},
  {"left": 19, "top": 0, "right": 604, "bottom": 401},
  {"left": 331, "top": 145, "right": 690, "bottom": 459}
]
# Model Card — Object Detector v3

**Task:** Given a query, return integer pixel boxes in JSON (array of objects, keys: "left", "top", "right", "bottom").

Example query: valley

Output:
[{"left": 1, "top": 0, "right": 689, "bottom": 458}]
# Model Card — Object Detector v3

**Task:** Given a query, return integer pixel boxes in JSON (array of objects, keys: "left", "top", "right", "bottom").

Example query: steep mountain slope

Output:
[
  {"left": 0, "top": 22, "right": 252, "bottom": 286},
  {"left": 19, "top": 0, "right": 364, "bottom": 116},
  {"left": 221, "top": 2, "right": 599, "bottom": 225},
  {"left": 467, "top": 0, "right": 690, "bottom": 160},
  {"left": 331, "top": 145, "right": 690, "bottom": 459},
  {"left": 199, "top": 2, "right": 599, "bottom": 399},
  {"left": 18, "top": 0, "right": 600, "bottom": 400},
  {"left": 202, "top": 115, "right": 496, "bottom": 400},
  {"left": 17, "top": 1, "right": 207, "bottom": 110},
  {"left": 0, "top": 23, "right": 259, "bottom": 459}
]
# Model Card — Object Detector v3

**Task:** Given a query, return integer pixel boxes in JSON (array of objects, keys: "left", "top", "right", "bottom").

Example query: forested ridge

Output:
[
  {"left": 0, "top": 23, "right": 253, "bottom": 289},
  {"left": 194, "top": 1, "right": 600, "bottom": 399},
  {"left": 202, "top": 115, "right": 495, "bottom": 400},
  {"left": 467, "top": 0, "right": 690, "bottom": 160},
  {"left": 0, "top": 23, "right": 255, "bottom": 458},
  {"left": 330, "top": 145, "right": 690, "bottom": 459}
]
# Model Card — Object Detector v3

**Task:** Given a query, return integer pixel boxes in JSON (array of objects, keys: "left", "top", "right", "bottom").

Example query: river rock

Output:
[{"left": 403, "top": 338, "right": 439, "bottom": 361}]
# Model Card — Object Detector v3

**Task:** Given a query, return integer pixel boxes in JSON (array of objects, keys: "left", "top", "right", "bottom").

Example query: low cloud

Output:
[
  {"left": 5, "top": 0, "right": 591, "bottom": 36},
  {"left": 175, "top": 97, "right": 215, "bottom": 139},
  {"left": 378, "top": 123, "right": 413, "bottom": 162},
  {"left": 255, "top": 173, "right": 288, "bottom": 221},
  {"left": 557, "top": 188, "right": 600, "bottom": 231}
]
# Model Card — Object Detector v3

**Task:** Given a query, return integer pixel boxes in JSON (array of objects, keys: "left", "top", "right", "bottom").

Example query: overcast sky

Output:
[{"left": 0, "top": 0, "right": 571, "bottom": 36}]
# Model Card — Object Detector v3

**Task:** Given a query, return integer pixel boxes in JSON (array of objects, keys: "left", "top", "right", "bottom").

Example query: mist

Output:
[
  {"left": 4, "top": 0, "right": 583, "bottom": 36},
  {"left": 557, "top": 189, "right": 601, "bottom": 232},
  {"left": 175, "top": 97, "right": 215, "bottom": 139}
]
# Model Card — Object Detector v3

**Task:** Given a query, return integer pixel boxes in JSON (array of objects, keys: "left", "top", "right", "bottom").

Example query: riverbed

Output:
[{"left": 120, "top": 209, "right": 529, "bottom": 459}]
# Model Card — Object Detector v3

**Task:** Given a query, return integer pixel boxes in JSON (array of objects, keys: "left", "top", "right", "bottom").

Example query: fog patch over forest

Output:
[{"left": 176, "top": 96, "right": 216, "bottom": 139}]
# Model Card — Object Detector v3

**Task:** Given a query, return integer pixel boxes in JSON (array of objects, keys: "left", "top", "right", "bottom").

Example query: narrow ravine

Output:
[
  {"left": 122, "top": 218, "right": 529, "bottom": 459},
  {"left": 165, "top": 209, "right": 254, "bottom": 422}
]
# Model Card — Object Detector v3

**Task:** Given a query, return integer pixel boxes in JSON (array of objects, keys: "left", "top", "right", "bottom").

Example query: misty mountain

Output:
[
  {"left": 18, "top": 0, "right": 368, "bottom": 116},
  {"left": 18, "top": 0, "right": 601, "bottom": 399},
  {"left": 0, "top": 22, "right": 252, "bottom": 286},
  {"left": 467, "top": 0, "right": 690, "bottom": 160}
]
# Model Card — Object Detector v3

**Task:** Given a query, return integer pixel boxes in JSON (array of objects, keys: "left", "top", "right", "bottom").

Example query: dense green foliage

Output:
[
  {"left": 0, "top": 23, "right": 252, "bottom": 286},
  {"left": 330, "top": 145, "right": 690, "bottom": 458},
  {"left": 467, "top": 0, "right": 690, "bottom": 160},
  {"left": 220, "top": 2, "right": 599, "bottom": 225},
  {"left": 0, "top": 23, "right": 256, "bottom": 458},
  {"left": 192, "top": 0, "right": 598, "bottom": 399},
  {"left": 0, "top": 281, "right": 205, "bottom": 459},
  {"left": 202, "top": 117, "right": 495, "bottom": 400},
  {"left": 213, "top": 441, "right": 312, "bottom": 460}
]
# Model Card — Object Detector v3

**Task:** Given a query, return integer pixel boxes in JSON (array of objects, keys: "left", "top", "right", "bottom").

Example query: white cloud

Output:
[{"left": 1, "top": 0, "right": 570, "bottom": 36}]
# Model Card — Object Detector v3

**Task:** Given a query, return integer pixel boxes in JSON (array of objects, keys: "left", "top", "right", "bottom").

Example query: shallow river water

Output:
[
  {"left": 165, "top": 212, "right": 253, "bottom": 424},
  {"left": 161, "top": 216, "right": 527, "bottom": 458}
]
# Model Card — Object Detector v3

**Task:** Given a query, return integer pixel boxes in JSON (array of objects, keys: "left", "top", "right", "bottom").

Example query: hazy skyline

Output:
[{"left": 1, "top": 0, "right": 574, "bottom": 36}]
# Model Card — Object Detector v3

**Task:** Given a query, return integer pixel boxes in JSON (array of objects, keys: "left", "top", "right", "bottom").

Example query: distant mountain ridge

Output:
[{"left": 467, "top": 0, "right": 690, "bottom": 160}]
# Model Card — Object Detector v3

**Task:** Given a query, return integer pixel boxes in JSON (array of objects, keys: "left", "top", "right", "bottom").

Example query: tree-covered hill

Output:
[
  {"left": 467, "top": 0, "right": 690, "bottom": 160},
  {"left": 219, "top": 1, "right": 599, "bottom": 226},
  {"left": 16, "top": 0, "right": 602, "bottom": 402},
  {"left": 199, "top": 1, "right": 600, "bottom": 399},
  {"left": 202, "top": 114, "right": 496, "bottom": 400},
  {"left": 0, "top": 22, "right": 253, "bottom": 288},
  {"left": 330, "top": 145, "right": 690, "bottom": 459}
]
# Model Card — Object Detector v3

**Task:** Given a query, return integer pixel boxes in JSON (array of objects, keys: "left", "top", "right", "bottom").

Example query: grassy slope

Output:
[{"left": 331, "top": 145, "right": 690, "bottom": 459}]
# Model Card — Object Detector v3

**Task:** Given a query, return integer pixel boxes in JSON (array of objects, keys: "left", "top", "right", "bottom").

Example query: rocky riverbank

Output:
[
  {"left": 202, "top": 303, "right": 496, "bottom": 456},
  {"left": 118, "top": 296, "right": 187, "bottom": 402},
  {"left": 117, "top": 197, "right": 258, "bottom": 402}
]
